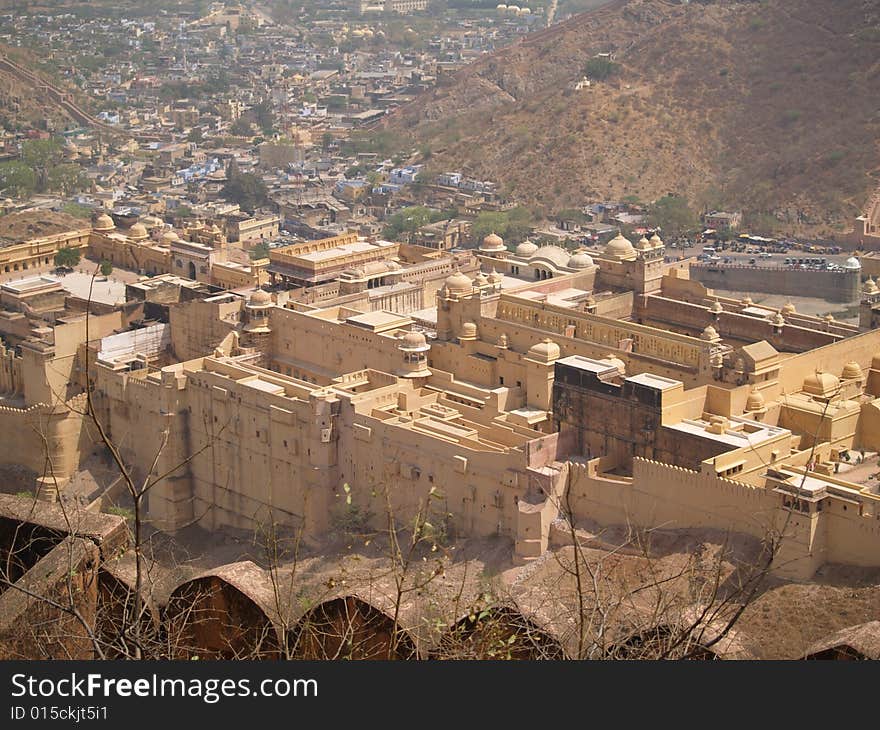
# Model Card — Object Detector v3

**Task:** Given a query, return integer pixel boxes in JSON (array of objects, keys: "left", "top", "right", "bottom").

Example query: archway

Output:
[
  {"left": 187, "top": 261, "right": 197, "bottom": 280},
  {"left": 165, "top": 568, "right": 282, "bottom": 659},
  {"left": 289, "top": 595, "right": 418, "bottom": 660}
]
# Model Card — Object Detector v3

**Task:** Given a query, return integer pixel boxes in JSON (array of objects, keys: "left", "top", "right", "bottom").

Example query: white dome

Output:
[
  {"left": 567, "top": 251, "right": 594, "bottom": 269},
  {"left": 603, "top": 232, "right": 636, "bottom": 260},
  {"left": 529, "top": 245, "right": 570, "bottom": 268},
  {"left": 515, "top": 240, "right": 539, "bottom": 257},
  {"left": 843, "top": 256, "right": 861, "bottom": 271}
]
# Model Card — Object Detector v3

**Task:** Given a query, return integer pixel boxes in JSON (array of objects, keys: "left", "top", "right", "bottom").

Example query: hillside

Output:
[{"left": 388, "top": 0, "right": 880, "bottom": 236}]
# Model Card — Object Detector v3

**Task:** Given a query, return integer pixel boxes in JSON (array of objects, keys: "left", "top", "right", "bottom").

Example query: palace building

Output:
[{"left": 5, "top": 229, "right": 880, "bottom": 579}]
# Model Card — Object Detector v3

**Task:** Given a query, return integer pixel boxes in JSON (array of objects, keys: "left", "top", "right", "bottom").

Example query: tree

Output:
[
  {"left": 470, "top": 206, "right": 534, "bottom": 246},
  {"left": 250, "top": 242, "right": 270, "bottom": 260},
  {"left": 48, "top": 163, "right": 89, "bottom": 196},
  {"left": 648, "top": 195, "right": 697, "bottom": 241},
  {"left": 99, "top": 260, "right": 113, "bottom": 277},
  {"left": 221, "top": 173, "right": 269, "bottom": 213},
  {"left": 382, "top": 206, "right": 445, "bottom": 241},
  {"left": 230, "top": 117, "right": 254, "bottom": 137},
  {"left": 0, "top": 161, "right": 37, "bottom": 198},
  {"left": 54, "top": 246, "right": 81, "bottom": 269},
  {"left": 21, "top": 138, "right": 63, "bottom": 191},
  {"left": 252, "top": 100, "right": 275, "bottom": 136},
  {"left": 584, "top": 57, "right": 619, "bottom": 81}
]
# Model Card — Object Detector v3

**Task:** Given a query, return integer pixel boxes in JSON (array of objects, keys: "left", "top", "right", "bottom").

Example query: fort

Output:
[{"left": 3, "top": 222, "right": 880, "bottom": 597}]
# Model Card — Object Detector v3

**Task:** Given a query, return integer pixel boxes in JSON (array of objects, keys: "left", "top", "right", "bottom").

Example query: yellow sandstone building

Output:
[{"left": 4, "top": 229, "right": 880, "bottom": 580}]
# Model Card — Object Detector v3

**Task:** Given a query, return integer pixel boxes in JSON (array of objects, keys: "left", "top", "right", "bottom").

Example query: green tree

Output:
[
  {"left": 54, "top": 246, "right": 81, "bottom": 269},
  {"left": 648, "top": 195, "right": 697, "bottom": 241},
  {"left": 221, "top": 173, "right": 269, "bottom": 213},
  {"left": 0, "top": 161, "right": 37, "bottom": 198},
  {"left": 21, "top": 138, "right": 63, "bottom": 191},
  {"left": 252, "top": 100, "right": 275, "bottom": 135},
  {"left": 48, "top": 163, "right": 88, "bottom": 196},
  {"left": 382, "top": 206, "right": 445, "bottom": 240},
  {"left": 230, "top": 117, "right": 254, "bottom": 137},
  {"left": 584, "top": 57, "right": 619, "bottom": 81},
  {"left": 100, "top": 260, "right": 113, "bottom": 277},
  {"left": 250, "top": 242, "right": 270, "bottom": 260},
  {"left": 470, "top": 207, "right": 534, "bottom": 246}
]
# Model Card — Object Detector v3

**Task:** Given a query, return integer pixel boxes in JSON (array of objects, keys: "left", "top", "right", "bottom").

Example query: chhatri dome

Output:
[
  {"left": 803, "top": 369, "right": 840, "bottom": 397},
  {"left": 399, "top": 331, "right": 429, "bottom": 352},
  {"left": 128, "top": 222, "right": 148, "bottom": 240},
  {"left": 248, "top": 288, "right": 272, "bottom": 306},
  {"left": 526, "top": 338, "right": 561, "bottom": 363},
  {"left": 445, "top": 270, "right": 473, "bottom": 293},
  {"left": 701, "top": 325, "right": 720, "bottom": 342},
  {"left": 94, "top": 213, "right": 115, "bottom": 231},
  {"left": 863, "top": 277, "right": 879, "bottom": 296},
  {"left": 842, "top": 361, "right": 863, "bottom": 380},
  {"left": 745, "top": 387, "right": 766, "bottom": 413},
  {"left": 480, "top": 232, "right": 505, "bottom": 252},
  {"left": 603, "top": 231, "right": 636, "bottom": 260},
  {"left": 567, "top": 251, "right": 594, "bottom": 269},
  {"left": 161, "top": 229, "right": 181, "bottom": 244},
  {"left": 515, "top": 240, "right": 539, "bottom": 257},
  {"left": 843, "top": 256, "right": 862, "bottom": 271}
]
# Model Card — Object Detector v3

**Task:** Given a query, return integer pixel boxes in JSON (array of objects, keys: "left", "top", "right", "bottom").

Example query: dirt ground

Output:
[{"left": 98, "top": 510, "right": 880, "bottom": 659}]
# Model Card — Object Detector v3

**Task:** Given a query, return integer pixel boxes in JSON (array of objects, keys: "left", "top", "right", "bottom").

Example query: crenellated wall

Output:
[{"left": 566, "top": 456, "right": 880, "bottom": 580}]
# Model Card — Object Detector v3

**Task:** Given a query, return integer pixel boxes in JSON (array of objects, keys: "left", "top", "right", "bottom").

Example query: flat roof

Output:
[
  {"left": 556, "top": 354, "right": 620, "bottom": 375},
  {"left": 625, "top": 372, "right": 682, "bottom": 391},
  {"left": 242, "top": 378, "right": 286, "bottom": 395},
  {"left": 1, "top": 275, "right": 61, "bottom": 294},
  {"left": 345, "top": 310, "right": 412, "bottom": 332},
  {"left": 666, "top": 417, "right": 787, "bottom": 448},
  {"left": 298, "top": 240, "right": 384, "bottom": 263}
]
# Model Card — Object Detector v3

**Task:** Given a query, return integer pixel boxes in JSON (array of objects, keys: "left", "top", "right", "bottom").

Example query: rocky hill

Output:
[{"left": 388, "top": 0, "right": 880, "bottom": 236}]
